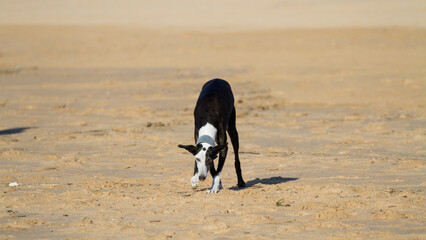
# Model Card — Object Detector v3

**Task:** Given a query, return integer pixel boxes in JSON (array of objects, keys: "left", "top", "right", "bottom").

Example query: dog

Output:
[{"left": 178, "top": 78, "right": 246, "bottom": 193}]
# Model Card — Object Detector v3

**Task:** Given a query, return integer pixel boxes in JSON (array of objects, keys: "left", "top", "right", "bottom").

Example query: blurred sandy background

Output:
[{"left": 0, "top": 1, "right": 425, "bottom": 239}]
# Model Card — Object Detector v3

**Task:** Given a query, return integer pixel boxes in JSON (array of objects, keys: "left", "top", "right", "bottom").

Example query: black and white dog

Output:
[{"left": 178, "top": 79, "right": 246, "bottom": 193}]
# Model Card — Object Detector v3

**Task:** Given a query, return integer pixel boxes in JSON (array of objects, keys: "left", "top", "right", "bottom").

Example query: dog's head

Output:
[{"left": 178, "top": 143, "right": 227, "bottom": 181}]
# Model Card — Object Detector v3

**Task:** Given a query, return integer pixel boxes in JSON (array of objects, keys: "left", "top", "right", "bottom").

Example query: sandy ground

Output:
[{"left": 1, "top": 1, "right": 426, "bottom": 239}]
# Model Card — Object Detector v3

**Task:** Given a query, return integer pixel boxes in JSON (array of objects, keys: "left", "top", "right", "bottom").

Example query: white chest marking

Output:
[{"left": 198, "top": 123, "right": 217, "bottom": 145}]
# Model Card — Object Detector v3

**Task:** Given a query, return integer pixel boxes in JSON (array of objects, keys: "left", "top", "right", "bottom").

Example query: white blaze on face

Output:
[
  {"left": 195, "top": 123, "right": 217, "bottom": 181},
  {"left": 195, "top": 142, "right": 212, "bottom": 180}
]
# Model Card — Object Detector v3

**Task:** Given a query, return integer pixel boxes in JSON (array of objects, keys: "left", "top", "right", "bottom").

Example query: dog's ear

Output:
[
  {"left": 209, "top": 143, "right": 228, "bottom": 158},
  {"left": 178, "top": 144, "right": 197, "bottom": 155}
]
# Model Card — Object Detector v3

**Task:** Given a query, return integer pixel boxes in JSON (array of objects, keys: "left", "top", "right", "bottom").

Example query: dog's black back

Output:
[{"left": 194, "top": 79, "right": 234, "bottom": 136}]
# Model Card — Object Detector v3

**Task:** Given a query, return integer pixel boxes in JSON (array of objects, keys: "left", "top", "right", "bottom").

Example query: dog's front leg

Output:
[
  {"left": 191, "top": 161, "right": 199, "bottom": 187},
  {"left": 207, "top": 145, "right": 227, "bottom": 193},
  {"left": 207, "top": 173, "right": 222, "bottom": 193},
  {"left": 207, "top": 161, "right": 220, "bottom": 193},
  {"left": 191, "top": 174, "right": 199, "bottom": 187}
]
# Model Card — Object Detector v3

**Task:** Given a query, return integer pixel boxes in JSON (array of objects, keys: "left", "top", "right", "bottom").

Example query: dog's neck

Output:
[{"left": 197, "top": 123, "right": 217, "bottom": 146}]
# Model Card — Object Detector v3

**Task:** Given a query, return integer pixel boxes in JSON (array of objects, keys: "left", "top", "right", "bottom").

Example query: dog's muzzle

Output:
[{"left": 199, "top": 175, "right": 206, "bottom": 181}]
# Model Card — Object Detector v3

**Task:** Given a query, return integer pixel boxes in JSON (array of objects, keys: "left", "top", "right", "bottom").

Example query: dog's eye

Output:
[{"left": 202, "top": 147, "right": 206, "bottom": 151}]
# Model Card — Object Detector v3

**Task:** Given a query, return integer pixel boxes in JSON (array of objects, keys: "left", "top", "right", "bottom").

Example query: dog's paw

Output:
[
  {"left": 207, "top": 184, "right": 221, "bottom": 193},
  {"left": 191, "top": 175, "right": 199, "bottom": 187},
  {"left": 206, "top": 178, "right": 222, "bottom": 193},
  {"left": 206, "top": 188, "right": 219, "bottom": 193},
  {"left": 238, "top": 181, "right": 246, "bottom": 188}
]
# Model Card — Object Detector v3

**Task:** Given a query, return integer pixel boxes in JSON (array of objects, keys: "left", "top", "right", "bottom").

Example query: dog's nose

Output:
[{"left": 199, "top": 176, "right": 206, "bottom": 181}]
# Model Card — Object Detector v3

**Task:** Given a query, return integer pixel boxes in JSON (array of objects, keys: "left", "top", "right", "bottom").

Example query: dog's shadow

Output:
[
  {"left": 229, "top": 176, "right": 298, "bottom": 190},
  {"left": 0, "top": 127, "right": 35, "bottom": 135}
]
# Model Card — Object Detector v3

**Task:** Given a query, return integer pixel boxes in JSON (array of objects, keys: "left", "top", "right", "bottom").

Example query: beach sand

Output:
[{"left": 1, "top": 1, "right": 425, "bottom": 239}]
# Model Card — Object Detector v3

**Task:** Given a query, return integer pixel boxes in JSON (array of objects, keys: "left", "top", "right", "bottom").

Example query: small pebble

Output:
[{"left": 9, "top": 182, "right": 19, "bottom": 187}]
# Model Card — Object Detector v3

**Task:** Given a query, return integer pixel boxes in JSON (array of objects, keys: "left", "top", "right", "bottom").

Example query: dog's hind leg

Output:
[{"left": 227, "top": 107, "right": 246, "bottom": 188}]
